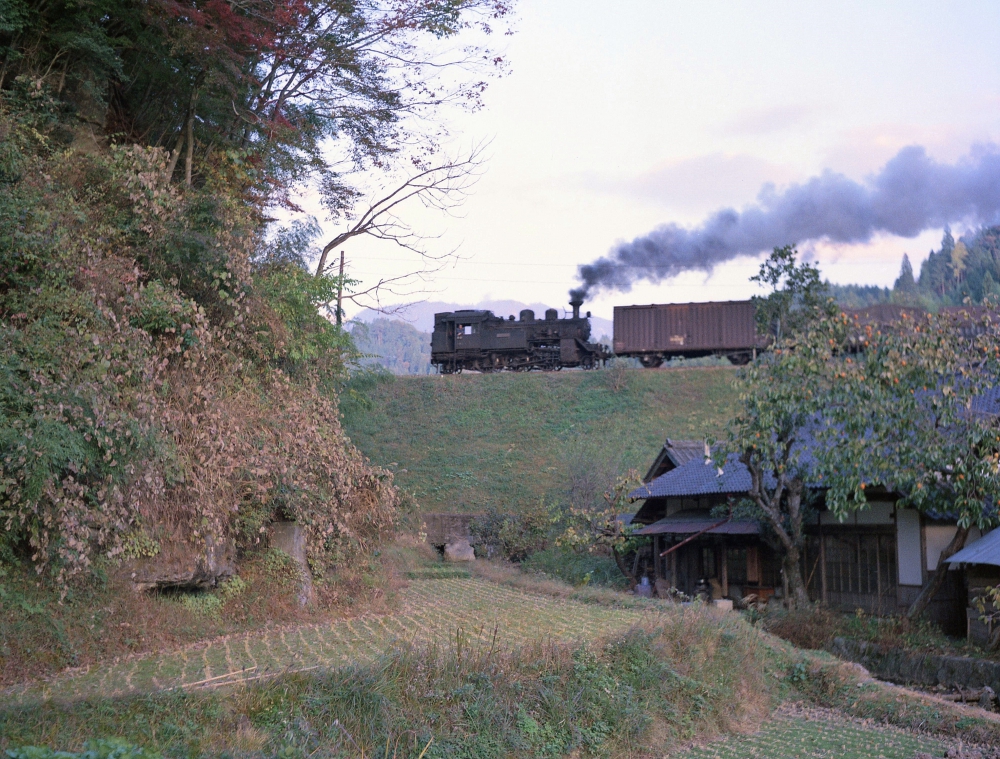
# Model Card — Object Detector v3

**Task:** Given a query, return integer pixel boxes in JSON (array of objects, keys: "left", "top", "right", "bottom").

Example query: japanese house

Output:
[{"left": 629, "top": 439, "right": 983, "bottom": 633}]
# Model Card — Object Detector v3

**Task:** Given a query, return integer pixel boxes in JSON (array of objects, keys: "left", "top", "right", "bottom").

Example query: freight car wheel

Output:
[{"left": 639, "top": 355, "right": 664, "bottom": 369}]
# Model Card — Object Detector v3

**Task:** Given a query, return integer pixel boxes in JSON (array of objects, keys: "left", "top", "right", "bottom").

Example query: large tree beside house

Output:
[{"left": 727, "top": 304, "right": 1000, "bottom": 612}]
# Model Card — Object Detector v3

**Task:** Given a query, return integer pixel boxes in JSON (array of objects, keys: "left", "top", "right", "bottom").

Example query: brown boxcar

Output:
[{"left": 613, "top": 300, "right": 759, "bottom": 367}]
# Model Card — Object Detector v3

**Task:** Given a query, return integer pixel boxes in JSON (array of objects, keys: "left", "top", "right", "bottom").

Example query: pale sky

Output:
[{"left": 307, "top": 1, "right": 1000, "bottom": 321}]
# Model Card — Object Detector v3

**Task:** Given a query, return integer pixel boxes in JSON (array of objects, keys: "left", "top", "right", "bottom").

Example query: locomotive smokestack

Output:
[{"left": 569, "top": 296, "right": 583, "bottom": 319}]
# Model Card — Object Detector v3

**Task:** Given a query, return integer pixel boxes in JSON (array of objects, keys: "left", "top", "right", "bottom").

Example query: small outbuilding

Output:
[{"left": 946, "top": 528, "right": 1000, "bottom": 643}]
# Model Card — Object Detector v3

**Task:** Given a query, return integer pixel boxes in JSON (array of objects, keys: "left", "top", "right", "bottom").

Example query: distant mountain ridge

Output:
[{"left": 352, "top": 300, "right": 614, "bottom": 341}]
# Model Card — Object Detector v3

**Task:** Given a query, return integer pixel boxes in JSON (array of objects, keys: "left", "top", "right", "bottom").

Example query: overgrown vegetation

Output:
[
  {"left": 0, "top": 109, "right": 397, "bottom": 587},
  {"left": 0, "top": 542, "right": 402, "bottom": 687},
  {"left": 763, "top": 603, "right": 998, "bottom": 661},
  {"left": 1, "top": 609, "right": 784, "bottom": 758}
]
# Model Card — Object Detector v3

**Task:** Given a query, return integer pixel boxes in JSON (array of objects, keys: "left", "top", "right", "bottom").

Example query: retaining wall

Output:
[{"left": 829, "top": 637, "right": 1000, "bottom": 692}]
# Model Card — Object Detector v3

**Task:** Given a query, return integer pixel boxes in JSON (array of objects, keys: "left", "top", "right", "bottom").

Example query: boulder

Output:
[
  {"left": 131, "top": 533, "right": 234, "bottom": 592},
  {"left": 980, "top": 685, "right": 997, "bottom": 711},
  {"left": 271, "top": 521, "right": 315, "bottom": 606},
  {"left": 444, "top": 539, "right": 475, "bottom": 563}
]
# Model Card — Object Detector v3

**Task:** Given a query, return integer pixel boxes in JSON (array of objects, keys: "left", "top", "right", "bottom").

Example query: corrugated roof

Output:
[
  {"left": 946, "top": 529, "right": 1000, "bottom": 567},
  {"left": 642, "top": 439, "right": 706, "bottom": 482},
  {"left": 667, "top": 439, "right": 706, "bottom": 467},
  {"left": 630, "top": 453, "right": 752, "bottom": 500},
  {"left": 635, "top": 514, "right": 760, "bottom": 536}
]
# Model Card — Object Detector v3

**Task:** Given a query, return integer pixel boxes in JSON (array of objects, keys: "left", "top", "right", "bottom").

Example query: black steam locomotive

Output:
[{"left": 431, "top": 298, "right": 610, "bottom": 373}]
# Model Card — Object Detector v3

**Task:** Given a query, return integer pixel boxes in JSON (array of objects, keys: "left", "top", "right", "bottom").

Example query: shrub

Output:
[
  {"left": 521, "top": 546, "right": 628, "bottom": 589},
  {"left": 470, "top": 501, "right": 555, "bottom": 562}
]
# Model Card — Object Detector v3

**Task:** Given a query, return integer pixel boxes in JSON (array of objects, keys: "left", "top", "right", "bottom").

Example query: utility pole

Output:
[{"left": 336, "top": 251, "right": 345, "bottom": 326}]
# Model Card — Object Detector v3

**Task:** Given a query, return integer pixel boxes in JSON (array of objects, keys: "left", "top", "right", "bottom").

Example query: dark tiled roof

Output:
[{"left": 630, "top": 454, "right": 752, "bottom": 500}]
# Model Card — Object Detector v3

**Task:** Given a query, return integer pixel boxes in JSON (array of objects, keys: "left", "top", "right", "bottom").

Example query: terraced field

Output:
[
  {"left": 676, "top": 705, "right": 950, "bottom": 759},
  {"left": 5, "top": 578, "right": 651, "bottom": 705}
]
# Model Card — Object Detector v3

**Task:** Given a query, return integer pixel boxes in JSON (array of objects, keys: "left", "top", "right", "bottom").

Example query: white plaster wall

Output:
[
  {"left": 925, "top": 525, "right": 957, "bottom": 572},
  {"left": 819, "top": 502, "right": 895, "bottom": 525},
  {"left": 896, "top": 509, "right": 923, "bottom": 586},
  {"left": 856, "top": 503, "right": 895, "bottom": 524},
  {"left": 924, "top": 524, "right": 983, "bottom": 571}
]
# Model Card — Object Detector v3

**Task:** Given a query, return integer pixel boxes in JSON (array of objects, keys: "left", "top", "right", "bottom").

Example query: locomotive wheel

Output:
[{"left": 639, "top": 355, "right": 664, "bottom": 369}]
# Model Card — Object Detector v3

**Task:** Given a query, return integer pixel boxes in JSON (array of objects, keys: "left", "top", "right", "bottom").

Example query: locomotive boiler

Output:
[{"left": 431, "top": 298, "right": 610, "bottom": 373}]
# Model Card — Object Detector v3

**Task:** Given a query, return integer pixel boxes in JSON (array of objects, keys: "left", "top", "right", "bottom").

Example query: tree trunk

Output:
[
  {"left": 612, "top": 546, "right": 636, "bottom": 587},
  {"left": 184, "top": 107, "right": 195, "bottom": 187},
  {"left": 906, "top": 525, "right": 969, "bottom": 621},
  {"left": 783, "top": 544, "right": 810, "bottom": 609},
  {"left": 165, "top": 131, "right": 185, "bottom": 180},
  {"left": 336, "top": 251, "right": 345, "bottom": 325}
]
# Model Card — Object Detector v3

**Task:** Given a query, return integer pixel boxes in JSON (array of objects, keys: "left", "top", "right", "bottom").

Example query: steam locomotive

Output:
[{"left": 430, "top": 298, "right": 610, "bottom": 373}]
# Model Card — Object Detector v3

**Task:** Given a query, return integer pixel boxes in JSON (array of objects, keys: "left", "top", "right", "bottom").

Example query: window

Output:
[
  {"left": 806, "top": 531, "right": 896, "bottom": 607},
  {"left": 462, "top": 325, "right": 473, "bottom": 335}
]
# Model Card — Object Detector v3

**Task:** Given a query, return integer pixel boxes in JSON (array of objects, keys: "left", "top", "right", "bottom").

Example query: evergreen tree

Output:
[{"left": 893, "top": 253, "right": 917, "bottom": 293}]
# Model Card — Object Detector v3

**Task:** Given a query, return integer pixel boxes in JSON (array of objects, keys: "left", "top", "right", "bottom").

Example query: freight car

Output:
[
  {"left": 431, "top": 298, "right": 610, "bottom": 373},
  {"left": 613, "top": 300, "right": 762, "bottom": 367}
]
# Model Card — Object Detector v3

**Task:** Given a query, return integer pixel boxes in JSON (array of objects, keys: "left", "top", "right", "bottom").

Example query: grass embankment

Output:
[
  {"left": 6, "top": 558, "right": 1000, "bottom": 757},
  {"left": 342, "top": 367, "right": 739, "bottom": 515},
  {"left": 1, "top": 602, "right": 782, "bottom": 758},
  {"left": 763, "top": 605, "right": 1000, "bottom": 662},
  {"left": 0, "top": 549, "right": 398, "bottom": 689}
]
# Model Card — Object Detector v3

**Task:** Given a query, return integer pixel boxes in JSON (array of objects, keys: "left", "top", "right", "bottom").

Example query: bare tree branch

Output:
[{"left": 315, "top": 141, "right": 487, "bottom": 278}]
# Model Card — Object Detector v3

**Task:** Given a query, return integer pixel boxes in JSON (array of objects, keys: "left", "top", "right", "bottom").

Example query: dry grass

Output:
[
  {"left": 1, "top": 602, "right": 784, "bottom": 758},
  {"left": 761, "top": 605, "right": 842, "bottom": 650},
  {"left": 469, "top": 558, "right": 667, "bottom": 610},
  {"left": 0, "top": 546, "right": 407, "bottom": 690}
]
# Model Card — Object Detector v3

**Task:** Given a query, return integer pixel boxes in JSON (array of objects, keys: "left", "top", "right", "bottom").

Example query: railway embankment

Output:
[{"left": 341, "top": 365, "right": 740, "bottom": 516}]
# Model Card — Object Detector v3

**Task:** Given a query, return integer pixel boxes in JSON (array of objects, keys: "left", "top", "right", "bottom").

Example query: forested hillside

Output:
[
  {"left": 350, "top": 318, "right": 433, "bottom": 375},
  {"left": 827, "top": 226, "right": 1000, "bottom": 310},
  {"left": 0, "top": 0, "right": 510, "bottom": 590}
]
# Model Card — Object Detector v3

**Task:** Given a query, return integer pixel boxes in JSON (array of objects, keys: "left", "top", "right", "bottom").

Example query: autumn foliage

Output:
[{"left": 0, "top": 102, "right": 395, "bottom": 585}]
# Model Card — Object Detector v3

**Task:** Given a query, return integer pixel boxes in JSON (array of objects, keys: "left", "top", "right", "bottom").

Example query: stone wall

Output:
[{"left": 830, "top": 637, "right": 1000, "bottom": 692}]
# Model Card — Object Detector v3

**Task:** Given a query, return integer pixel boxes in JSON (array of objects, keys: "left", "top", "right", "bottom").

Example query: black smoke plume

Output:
[{"left": 571, "top": 144, "right": 1000, "bottom": 301}]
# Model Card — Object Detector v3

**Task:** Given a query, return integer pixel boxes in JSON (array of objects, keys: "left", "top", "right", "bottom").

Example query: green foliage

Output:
[
  {"left": 974, "top": 585, "right": 1000, "bottom": 648},
  {"left": 879, "top": 226, "right": 1000, "bottom": 308},
  {"left": 252, "top": 263, "right": 353, "bottom": 377},
  {"left": 557, "top": 470, "right": 643, "bottom": 583},
  {"left": 521, "top": 546, "right": 628, "bottom": 588},
  {"left": 178, "top": 592, "right": 223, "bottom": 621},
  {"left": 117, "top": 530, "right": 160, "bottom": 562},
  {"left": 751, "top": 245, "right": 835, "bottom": 344},
  {"left": 827, "top": 283, "right": 892, "bottom": 309},
  {"left": 4, "top": 739, "right": 161, "bottom": 759},
  {"left": 471, "top": 500, "right": 557, "bottom": 561},
  {"left": 1, "top": 0, "right": 511, "bottom": 215}
]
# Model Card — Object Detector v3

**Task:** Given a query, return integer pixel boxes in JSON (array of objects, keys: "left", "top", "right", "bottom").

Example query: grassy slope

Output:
[
  {"left": 342, "top": 366, "right": 739, "bottom": 513},
  {"left": 4, "top": 563, "right": 997, "bottom": 757}
]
